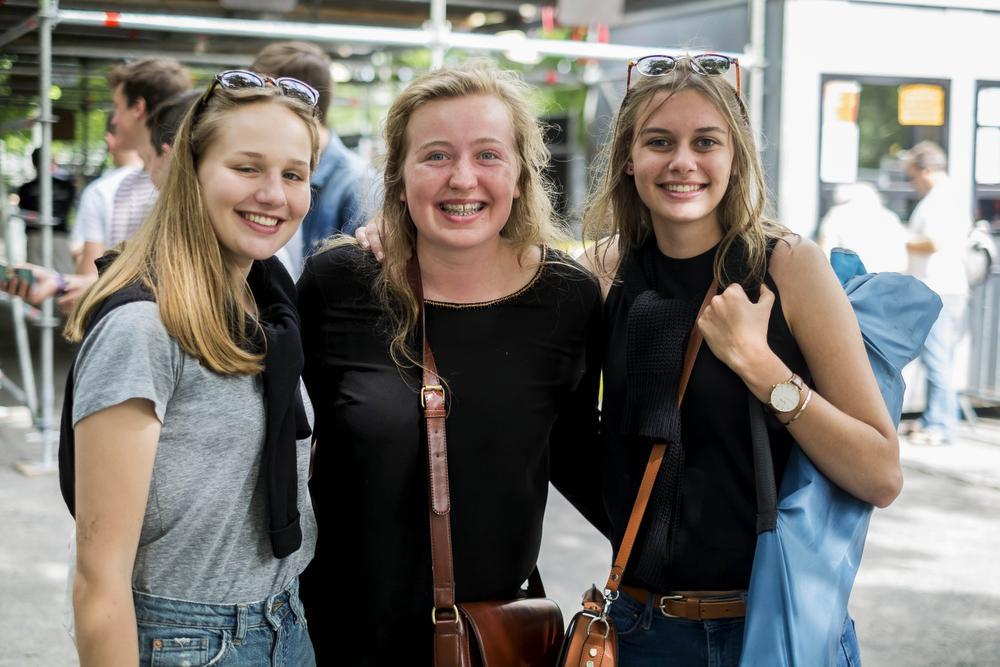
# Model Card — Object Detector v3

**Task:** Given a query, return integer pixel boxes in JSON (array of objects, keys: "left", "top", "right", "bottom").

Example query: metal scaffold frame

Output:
[
  {"left": 1, "top": 0, "right": 58, "bottom": 474},
  {"left": 1, "top": 0, "right": 764, "bottom": 476}
]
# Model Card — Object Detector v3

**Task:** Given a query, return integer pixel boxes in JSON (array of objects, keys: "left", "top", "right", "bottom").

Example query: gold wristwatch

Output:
[{"left": 767, "top": 373, "right": 805, "bottom": 414}]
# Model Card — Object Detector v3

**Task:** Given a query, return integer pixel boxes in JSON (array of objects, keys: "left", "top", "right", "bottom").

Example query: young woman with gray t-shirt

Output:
[{"left": 64, "top": 71, "right": 321, "bottom": 666}]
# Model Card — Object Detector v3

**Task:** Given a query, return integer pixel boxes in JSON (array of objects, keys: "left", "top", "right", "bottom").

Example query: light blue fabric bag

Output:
[{"left": 739, "top": 249, "right": 942, "bottom": 666}]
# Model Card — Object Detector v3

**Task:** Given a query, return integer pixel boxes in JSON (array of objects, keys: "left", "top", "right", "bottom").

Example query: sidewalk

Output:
[
  {"left": 899, "top": 416, "right": 1000, "bottom": 491},
  {"left": 1, "top": 305, "right": 77, "bottom": 666},
  {"left": 0, "top": 408, "right": 76, "bottom": 667}
]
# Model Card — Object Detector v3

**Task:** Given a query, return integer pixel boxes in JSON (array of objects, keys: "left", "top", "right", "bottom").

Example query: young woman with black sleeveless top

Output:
[{"left": 579, "top": 57, "right": 902, "bottom": 665}]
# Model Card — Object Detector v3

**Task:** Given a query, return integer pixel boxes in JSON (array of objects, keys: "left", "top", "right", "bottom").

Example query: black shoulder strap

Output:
[
  {"left": 59, "top": 284, "right": 154, "bottom": 516},
  {"left": 748, "top": 393, "right": 778, "bottom": 533},
  {"left": 746, "top": 238, "right": 782, "bottom": 534}
]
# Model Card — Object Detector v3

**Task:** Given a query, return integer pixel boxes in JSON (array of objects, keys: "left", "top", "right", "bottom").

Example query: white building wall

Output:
[{"left": 778, "top": 0, "right": 998, "bottom": 235}]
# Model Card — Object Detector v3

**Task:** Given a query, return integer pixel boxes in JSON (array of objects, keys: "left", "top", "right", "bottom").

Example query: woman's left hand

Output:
[{"left": 697, "top": 282, "right": 775, "bottom": 378}]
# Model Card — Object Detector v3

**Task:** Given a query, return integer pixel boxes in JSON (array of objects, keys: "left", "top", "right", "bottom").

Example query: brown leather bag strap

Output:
[
  {"left": 410, "top": 261, "right": 470, "bottom": 667},
  {"left": 604, "top": 279, "right": 717, "bottom": 593},
  {"left": 408, "top": 261, "right": 458, "bottom": 614}
]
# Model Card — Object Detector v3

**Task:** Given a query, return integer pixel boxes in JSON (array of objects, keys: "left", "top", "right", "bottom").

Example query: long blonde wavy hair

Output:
[
  {"left": 342, "top": 61, "right": 565, "bottom": 368},
  {"left": 66, "top": 82, "right": 319, "bottom": 375},
  {"left": 584, "top": 59, "right": 787, "bottom": 287}
]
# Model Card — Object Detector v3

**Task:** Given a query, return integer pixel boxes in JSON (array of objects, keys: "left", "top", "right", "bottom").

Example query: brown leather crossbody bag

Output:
[
  {"left": 411, "top": 263, "right": 565, "bottom": 667},
  {"left": 556, "top": 280, "right": 716, "bottom": 667}
]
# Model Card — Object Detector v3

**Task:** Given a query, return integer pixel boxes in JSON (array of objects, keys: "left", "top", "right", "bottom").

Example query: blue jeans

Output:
[
  {"left": 608, "top": 590, "right": 861, "bottom": 666},
  {"left": 134, "top": 578, "right": 315, "bottom": 666},
  {"left": 921, "top": 294, "right": 967, "bottom": 439}
]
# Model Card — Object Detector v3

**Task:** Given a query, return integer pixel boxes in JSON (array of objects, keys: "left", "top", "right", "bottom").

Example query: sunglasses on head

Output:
[
  {"left": 192, "top": 69, "right": 320, "bottom": 122},
  {"left": 626, "top": 53, "right": 741, "bottom": 96}
]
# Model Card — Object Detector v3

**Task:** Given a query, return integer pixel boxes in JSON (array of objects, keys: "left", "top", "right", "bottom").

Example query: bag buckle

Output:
[
  {"left": 658, "top": 594, "right": 685, "bottom": 618},
  {"left": 421, "top": 384, "right": 444, "bottom": 408},
  {"left": 431, "top": 604, "right": 461, "bottom": 627}
]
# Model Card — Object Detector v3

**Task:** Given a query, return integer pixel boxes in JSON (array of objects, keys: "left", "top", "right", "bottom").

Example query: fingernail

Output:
[{"left": 376, "top": 251, "right": 384, "bottom": 261}]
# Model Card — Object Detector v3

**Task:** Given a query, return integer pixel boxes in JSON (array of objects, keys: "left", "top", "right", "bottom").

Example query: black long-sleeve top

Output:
[{"left": 296, "top": 244, "right": 607, "bottom": 665}]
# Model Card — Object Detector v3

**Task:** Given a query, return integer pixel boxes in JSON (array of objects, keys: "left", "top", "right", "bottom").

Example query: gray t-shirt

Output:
[{"left": 73, "top": 301, "right": 316, "bottom": 604}]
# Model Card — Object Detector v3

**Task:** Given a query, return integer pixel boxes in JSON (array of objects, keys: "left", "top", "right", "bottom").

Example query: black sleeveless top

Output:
[{"left": 602, "top": 240, "right": 811, "bottom": 591}]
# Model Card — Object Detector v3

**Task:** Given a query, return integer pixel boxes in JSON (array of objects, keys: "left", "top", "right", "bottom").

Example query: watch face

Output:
[{"left": 770, "top": 383, "right": 801, "bottom": 413}]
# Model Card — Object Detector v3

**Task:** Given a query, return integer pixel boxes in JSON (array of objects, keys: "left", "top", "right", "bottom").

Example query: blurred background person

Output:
[
  {"left": 16, "top": 147, "right": 77, "bottom": 275},
  {"left": 70, "top": 116, "right": 143, "bottom": 277},
  {"left": 818, "top": 182, "right": 908, "bottom": 273},
  {"left": 251, "top": 41, "right": 370, "bottom": 277},
  {"left": 144, "top": 89, "right": 203, "bottom": 190},
  {"left": 105, "top": 58, "right": 191, "bottom": 247},
  {"left": 902, "top": 141, "right": 972, "bottom": 446},
  {"left": 1, "top": 60, "right": 192, "bottom": 315}
]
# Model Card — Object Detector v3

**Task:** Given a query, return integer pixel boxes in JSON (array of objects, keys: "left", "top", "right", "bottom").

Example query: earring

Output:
[{"left": 625, "top": 162, "right": 634, "bottom": 175}]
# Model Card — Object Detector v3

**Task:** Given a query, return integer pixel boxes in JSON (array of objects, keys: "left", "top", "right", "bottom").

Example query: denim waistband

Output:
[{"left": 133, "top": 577, "right": 305, "bottom": 642}]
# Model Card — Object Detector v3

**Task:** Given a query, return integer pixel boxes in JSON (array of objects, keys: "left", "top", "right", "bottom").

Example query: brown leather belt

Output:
[{"left": 620, "top": 585, "right": 746, "bottom": 621}]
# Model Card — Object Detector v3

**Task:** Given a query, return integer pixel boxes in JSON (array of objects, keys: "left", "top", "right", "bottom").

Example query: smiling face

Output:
[
  {"left": 196, "top": 101, "right": 312, "bottom": 275},
  {"left": 628, "top": 88, "right": 734, "bottom": 237},
  {"left": 401, "top": 94, "right": 521, "bottom": 254}
]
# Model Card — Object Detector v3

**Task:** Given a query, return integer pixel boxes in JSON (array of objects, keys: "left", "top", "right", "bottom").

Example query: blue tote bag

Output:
[{"left": 739, "top": 250, "right": 941, "bottom": 666}]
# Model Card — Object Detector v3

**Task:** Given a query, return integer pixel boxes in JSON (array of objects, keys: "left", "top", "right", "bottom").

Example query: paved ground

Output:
[{"left": 2, "top": 308, "right": 999, "bottom": 665}]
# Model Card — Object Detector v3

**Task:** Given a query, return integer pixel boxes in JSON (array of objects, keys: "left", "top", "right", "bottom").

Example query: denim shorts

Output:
[
  {"left": 608, "top": 589, "right": 862, "bottom": 667},
  {"left": 133, "top": 577, "right": 315, "bottom": 667}
]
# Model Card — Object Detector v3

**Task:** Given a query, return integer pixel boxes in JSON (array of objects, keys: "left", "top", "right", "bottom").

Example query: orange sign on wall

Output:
[
  {"left": 823, "top": 80, "right": 860, "bottom": 123},
  {"left": 898, "top": 84, "right": 945, "bottom": 126}
]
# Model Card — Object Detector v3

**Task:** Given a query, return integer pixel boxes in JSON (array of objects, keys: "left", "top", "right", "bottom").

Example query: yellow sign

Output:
[{"left": 898, "top": 84, "right": 945, "bottom": 126}]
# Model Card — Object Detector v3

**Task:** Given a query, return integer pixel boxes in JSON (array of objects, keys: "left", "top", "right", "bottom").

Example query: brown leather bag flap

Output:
[{"left": 459, "top": 598, "right": 565, "bottom": 667}]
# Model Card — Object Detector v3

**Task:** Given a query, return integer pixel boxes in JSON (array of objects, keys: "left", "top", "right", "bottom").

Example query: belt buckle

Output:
[{"left": 657, "top": 594, "right": 685, "bottom": 618}]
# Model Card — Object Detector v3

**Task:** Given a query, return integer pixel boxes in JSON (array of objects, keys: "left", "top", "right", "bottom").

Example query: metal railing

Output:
[{"left": 967, "top": 262, "right": 1000, "bottom": 404}]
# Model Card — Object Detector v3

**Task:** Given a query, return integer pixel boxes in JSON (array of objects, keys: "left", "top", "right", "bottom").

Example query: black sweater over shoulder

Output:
[{"left": 297, "top": 244, "right": 607, "bottom": 665}]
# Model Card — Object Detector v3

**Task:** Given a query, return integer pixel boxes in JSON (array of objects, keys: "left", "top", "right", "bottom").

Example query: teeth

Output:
[
  {"left": 663, "top": 184, "right": 702, "bottom": 193},
  {"left": 440, "top": 203, "right": 485, "bottom": 216},
  {"left": 244, "top": 212, "right": 279, "bottom": 227}
]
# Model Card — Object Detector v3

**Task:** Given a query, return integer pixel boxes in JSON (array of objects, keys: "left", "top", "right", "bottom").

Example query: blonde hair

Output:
[
  {"left": 583, "top": 59, "right": 787, "bottom": 287},
  {"left": 66, "top": 81, "right": 319, "bottom": 375},
  {"left": 331, "top": 60, "right": 563, "bottom": 368}
]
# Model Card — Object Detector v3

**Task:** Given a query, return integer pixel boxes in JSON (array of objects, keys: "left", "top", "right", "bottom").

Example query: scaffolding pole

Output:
[
  {"left": 0, "top": 169, "right": 39, "bottom": 420},
  {"left": 428, "top": 0, "right": 448, "bottom": 69},
  {"left": 15, "top": 0, "right": 59, "bottom": 476},
  {"left": 51, "top": 8, "right": 750, "bottom": 65},
  {"left": 748, "top": 0, "right": 767, "bottom": 139}
]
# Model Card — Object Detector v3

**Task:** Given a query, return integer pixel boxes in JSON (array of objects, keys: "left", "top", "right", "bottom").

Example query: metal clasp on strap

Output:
[
  {"left": 602, "top": 588, "right": 619, "bottom": 612},
  {"left": 586, "top": 614, "right": 611, "bottom": 639},
  {"left": 421, "top": 384, "right": 444, "bottom": 408}
]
